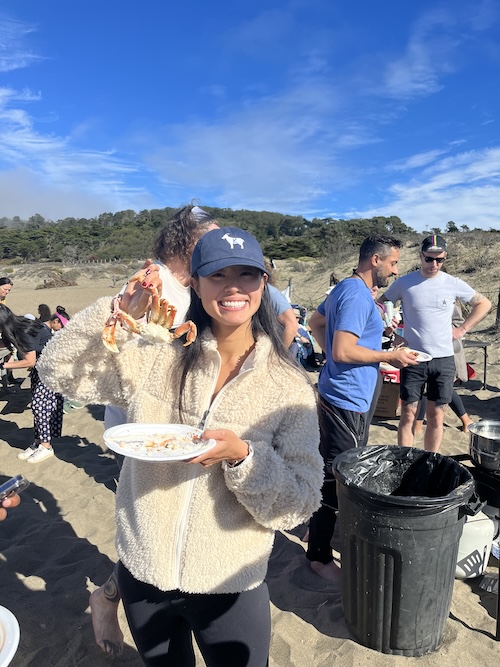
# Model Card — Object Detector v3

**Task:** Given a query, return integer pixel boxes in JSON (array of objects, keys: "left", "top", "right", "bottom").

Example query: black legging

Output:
[
  {"left": 117, "top": 562, "right": 270, "bottom": 667},
  {"left": 416, "top": 392, "right": 467, "bottom": 421}
]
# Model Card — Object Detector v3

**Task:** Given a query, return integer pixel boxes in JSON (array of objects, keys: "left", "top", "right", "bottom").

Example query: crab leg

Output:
[
  {"left": 148, "top": 287, "right": 161, "bottom": 324},
  {"left": 173, "top": 321, "right": 197, "bottom": 346},
  {"left": 102, "top": 318, "right": 120, "bottom": 353},
  {"left": 156, "top": 301, "right": 176, "bottom": 328}
]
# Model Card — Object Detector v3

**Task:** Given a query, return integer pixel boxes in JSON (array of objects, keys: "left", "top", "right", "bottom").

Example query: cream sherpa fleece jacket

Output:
[{"left": 38, "top": 298, "right": 323, "bottom": 594}]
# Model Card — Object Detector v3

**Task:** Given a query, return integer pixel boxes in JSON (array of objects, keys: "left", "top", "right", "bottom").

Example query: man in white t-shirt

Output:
[{"left": 380, "top": 234, "right": 491, "bottom": 452}]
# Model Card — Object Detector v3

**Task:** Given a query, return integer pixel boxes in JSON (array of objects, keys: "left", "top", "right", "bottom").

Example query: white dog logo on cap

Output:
[{"left": 222, "top": 233, "right": 245, "bottom": 250}]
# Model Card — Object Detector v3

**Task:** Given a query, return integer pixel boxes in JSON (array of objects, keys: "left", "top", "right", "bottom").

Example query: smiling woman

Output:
[{"left": 37, "top": 225, "right": 324, "bottom": 667}]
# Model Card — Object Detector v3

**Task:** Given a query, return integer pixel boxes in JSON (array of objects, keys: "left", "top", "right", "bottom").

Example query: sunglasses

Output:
[{"left": 423, "top": 255, "right": 445, "bottom": 264}]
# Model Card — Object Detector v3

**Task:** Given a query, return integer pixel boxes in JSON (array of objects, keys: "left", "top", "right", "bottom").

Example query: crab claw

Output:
[
  {"left": 102, "top": 319, "right": 120, "bottom": 353},
  {"left": 173, "top": 320, "right": 197, "bottom": 346}
]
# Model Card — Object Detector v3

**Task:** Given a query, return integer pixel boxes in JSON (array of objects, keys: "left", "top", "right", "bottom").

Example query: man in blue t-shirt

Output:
[
  {"left": 306, "top": 235, "right": 417, "bottom": 580},
  {"left": 380, "top": 234, "right": 491, "bottom": 453}
]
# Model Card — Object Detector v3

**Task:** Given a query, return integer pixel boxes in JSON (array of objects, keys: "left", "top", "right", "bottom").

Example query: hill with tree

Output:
[{"left": 0, "top": 207, "right": 418, "bottom": 263}]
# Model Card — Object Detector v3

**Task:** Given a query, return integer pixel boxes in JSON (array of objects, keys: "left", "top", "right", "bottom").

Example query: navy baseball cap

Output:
[
  {"left": 191, "top": 227, "right": 267, "bottom": 277},
  {"left": 421, "top": 234, "right": 447, "bottom": 253}
]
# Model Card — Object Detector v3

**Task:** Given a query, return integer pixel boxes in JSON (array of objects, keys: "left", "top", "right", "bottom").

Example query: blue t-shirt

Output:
[
  {"left": 267, "top": 284, "right": 291, "bottom": 315},
  {"left": 317, "top": 278, "right": 383, "bottom": 412}
]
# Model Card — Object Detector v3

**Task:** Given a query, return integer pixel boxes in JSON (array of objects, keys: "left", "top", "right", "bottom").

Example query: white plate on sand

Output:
[
  {"left": 0, "top": 606, "right": 20, "bottom": 667},
  {"left": 103, "top": 424, "right": 216, "bottom": 462}
]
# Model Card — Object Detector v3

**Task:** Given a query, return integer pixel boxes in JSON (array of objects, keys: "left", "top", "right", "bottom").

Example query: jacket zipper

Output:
[{"left": 172, "top": 355, "right": 254, "bottom": 588}]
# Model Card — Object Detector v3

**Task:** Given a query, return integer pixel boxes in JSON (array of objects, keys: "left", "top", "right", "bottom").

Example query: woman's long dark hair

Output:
[
  {"left": 38, "top": 303, "right": 52, "bottom": 321},
  {"left": 0, "top": 304, "right": 47, "bottom": 356},
  {"left": 177, "top": 279, "right": 300, "bottom": 418}
]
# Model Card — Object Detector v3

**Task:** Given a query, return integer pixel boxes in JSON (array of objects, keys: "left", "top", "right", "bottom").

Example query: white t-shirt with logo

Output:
[{"left": 383, "top": 271, "right": 476, "bottom": 358}]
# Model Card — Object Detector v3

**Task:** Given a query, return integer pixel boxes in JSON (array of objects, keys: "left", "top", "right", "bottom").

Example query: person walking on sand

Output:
[
  {"left": 379, "top": 234, "right": 491, "bottom": 453},
  {"left": 0, "top": 304, "right": 64, "bottom": 463},
  {"left": 306, "top": 235, "right": 418, "bottom": 580},
  {"left": 38, "top": 227, "right": 324, "bottom": 667}
]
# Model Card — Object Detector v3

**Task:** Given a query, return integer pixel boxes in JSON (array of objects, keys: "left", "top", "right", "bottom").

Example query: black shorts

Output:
[{"left": 400, "top": 356, "right": 455, "bottom": 406}]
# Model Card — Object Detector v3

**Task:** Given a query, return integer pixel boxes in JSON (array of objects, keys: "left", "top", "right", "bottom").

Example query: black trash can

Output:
[{"left": 333, "top": 445, "right": 479, "bottom": 657}]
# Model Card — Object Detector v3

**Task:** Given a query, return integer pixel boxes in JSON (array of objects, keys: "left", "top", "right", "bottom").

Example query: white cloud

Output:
[
  {"left": 0, "top": 166, "right": 156, "bottom": 220},
  {"left": 144, "top": 79, "right": 356, "bottom": 213},
  {"left": 381, "top": 9, "right": 459, "bottom": 99},
  {"left": 387, "top": 149, "right": 448, "bottom": 172},
  {"left": 0, "top": 85, "right": 155, "bottom": 218},
  {"left": 0, "top": 17, "right": 43, "bottom": 72},
  {"left": 356, "top": 147, "right": 500, "bottom": 230}
]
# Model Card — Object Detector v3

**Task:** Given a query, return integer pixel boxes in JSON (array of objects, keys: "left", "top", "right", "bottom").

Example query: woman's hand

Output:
[
  {"left": 0, "top": 492, "right": 21, "bottom": 521},
  {"left": 119, "top": 260, "right": 162, "bottom": 320},
  {"left": 188, "top": 429, "right": 250, "bottom": 468}
]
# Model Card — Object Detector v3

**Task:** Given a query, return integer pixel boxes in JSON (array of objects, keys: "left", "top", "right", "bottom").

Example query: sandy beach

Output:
[{"left": 0, "top": 280, "right": 499, "bottom": 666}]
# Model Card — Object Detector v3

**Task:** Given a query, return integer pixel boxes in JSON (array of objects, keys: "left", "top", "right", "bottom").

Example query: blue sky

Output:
[{"left": 0, "top": 0, "right": 499, "bottom": 230}]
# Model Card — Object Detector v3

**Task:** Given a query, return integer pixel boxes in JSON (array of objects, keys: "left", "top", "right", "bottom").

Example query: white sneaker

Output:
[
  {"left": 18, "top": 444, "right": 38, "bottom": 460},
  {"left": 26, "top": 445, "right": 54, "bottom": 464}
]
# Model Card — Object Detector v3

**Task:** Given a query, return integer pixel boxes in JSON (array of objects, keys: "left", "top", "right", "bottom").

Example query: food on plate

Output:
[
  {"left": 401, "top": 347, "right": 420, "bottom": 359},
  {"left": 112, "top": 430, "right": 203, "bottom": 456}
]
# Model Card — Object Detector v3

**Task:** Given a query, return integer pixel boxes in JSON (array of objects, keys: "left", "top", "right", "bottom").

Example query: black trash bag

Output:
[{"left": 333, "top": 445, "right": 478, "bottom": 513}]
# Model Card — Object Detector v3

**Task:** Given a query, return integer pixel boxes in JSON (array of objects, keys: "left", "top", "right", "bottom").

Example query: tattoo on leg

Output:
[{"left": 103, "top": 573, "right": 120, "bottom": 603}]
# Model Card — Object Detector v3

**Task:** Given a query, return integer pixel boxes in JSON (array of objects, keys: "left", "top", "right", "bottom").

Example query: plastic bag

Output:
[{"left": 333, "top": 445, "right": 478, "bottom": 513}]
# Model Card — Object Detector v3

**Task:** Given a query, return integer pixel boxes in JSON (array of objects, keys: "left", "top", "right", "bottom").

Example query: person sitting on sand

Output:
[
  {"left": 0, "top": 304, "right": 64, "bottom": 464},
  {"left": 0, "top": 277, "right": 13, "bottom": 303},
  {"left": 48, "top": 312, "right": 69, "bottom": 332},
  {"left": 56, "top": 305, "right": 71, "bottom": 321},
  {"left": 38, "top": 226, "right": 324, "bottom": 667},
  {"left": 37, "top": 303, "right": 52, "bottom": 323}
]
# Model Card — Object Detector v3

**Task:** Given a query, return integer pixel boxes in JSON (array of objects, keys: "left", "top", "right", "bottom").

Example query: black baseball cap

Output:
[
  {"left": 421, "top": 234, "right": 447, "bottom": 253},
  {"left": 191, "top": 227, "right": 267, "bottom": 277}
]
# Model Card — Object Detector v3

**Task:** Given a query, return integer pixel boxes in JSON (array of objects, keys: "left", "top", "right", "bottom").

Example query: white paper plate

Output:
[
  {"left": 103, "top": 424, "right": 216, "bottom": 462},
  {"left": 407, "top": 349, "right": 432, "bottom": 362},
  {"left": 0, "top": 606, "right": 20, "bottom": 667}
]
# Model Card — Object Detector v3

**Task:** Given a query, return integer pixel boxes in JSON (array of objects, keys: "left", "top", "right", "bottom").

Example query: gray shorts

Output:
[{"left": 400, "top": 356, "right": 455, "bottom": 406}]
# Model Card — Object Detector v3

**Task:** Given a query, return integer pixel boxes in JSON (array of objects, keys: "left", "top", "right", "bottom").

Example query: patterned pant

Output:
[{"left": 31, "top": 368, "right": 64, "bottom": 443}]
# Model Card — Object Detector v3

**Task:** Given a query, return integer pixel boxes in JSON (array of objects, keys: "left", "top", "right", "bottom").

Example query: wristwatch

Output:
[{"left": 226, "top": 443, "right": 254, "bottom": 468}]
